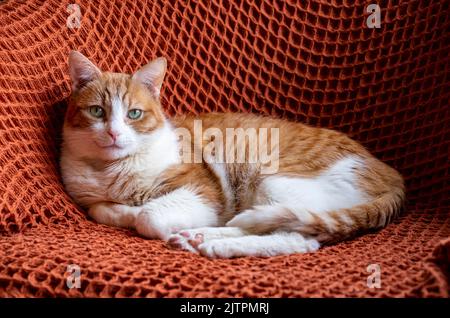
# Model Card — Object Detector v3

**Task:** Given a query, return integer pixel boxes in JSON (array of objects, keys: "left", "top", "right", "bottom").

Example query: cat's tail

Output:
[{"left": 226, "top": 187, "right": 405, "bottom": 244}]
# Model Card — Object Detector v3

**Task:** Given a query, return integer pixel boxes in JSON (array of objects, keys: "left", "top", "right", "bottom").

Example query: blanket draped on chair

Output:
[{"left": 0, "top": 0, "right": 448, "bottom": 297}]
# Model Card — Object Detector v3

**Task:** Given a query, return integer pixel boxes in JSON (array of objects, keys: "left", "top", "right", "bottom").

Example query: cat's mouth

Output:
[
  {"left": 95, "top": 141, "right": 123, "bottom": 150},
  {"left": 102, "top": 145, "right": 122, "bottom": 149}
]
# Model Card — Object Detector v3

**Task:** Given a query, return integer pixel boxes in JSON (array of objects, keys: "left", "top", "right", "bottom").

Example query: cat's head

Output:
[{"left": 64, "top": 51, "right": 167, "bottom": 161}]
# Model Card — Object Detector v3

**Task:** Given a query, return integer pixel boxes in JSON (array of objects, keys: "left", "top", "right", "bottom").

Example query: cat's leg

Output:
[
  {"left": 89, "top": 202, "right": 141, "bottom": 229},
  {"left": 197, "top": 232, "right": 320, "bottom": 258},
  {"left": 225, "top": 204, "right": 332, "bottom": 240},
  {"left": 168, "top": 225, "right": 319, "bottom": 258},
  {"left": 226, "top": 204, "right": 355, "bottom": 244},
  {"left": 135, "top": 187, "right": 219, "bottom": 240},
  {"left": 227, "top": 158, "right": 371, "bottom": 243},
  {"left": 168, "top": 227, "right": 247, "bottom": 252}
]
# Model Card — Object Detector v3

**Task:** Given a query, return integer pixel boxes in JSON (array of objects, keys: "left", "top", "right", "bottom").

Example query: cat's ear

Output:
[
  {"left": 68, "top": 51, "right": 102, "bottom": 91},
  {"left": 132, "top": 57, "right": 167, "bottom": 97}
]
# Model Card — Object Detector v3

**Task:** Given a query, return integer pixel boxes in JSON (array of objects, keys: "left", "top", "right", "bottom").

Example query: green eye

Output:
[
  {"left": 88, "top": 106, "right": 105, "bottom": 118},
  {"left": 128, "top": 109, "right": 143, "bottom": 120}
]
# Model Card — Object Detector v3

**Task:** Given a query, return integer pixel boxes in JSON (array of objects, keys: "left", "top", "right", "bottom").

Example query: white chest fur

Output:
[{"left": 60, "top": 123, "right": 181, "bottom": 207}]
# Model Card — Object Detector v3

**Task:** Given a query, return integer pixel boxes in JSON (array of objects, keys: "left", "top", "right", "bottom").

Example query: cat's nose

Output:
[{"left": 107, "top": 130, "right": 120, "bottom": 141}]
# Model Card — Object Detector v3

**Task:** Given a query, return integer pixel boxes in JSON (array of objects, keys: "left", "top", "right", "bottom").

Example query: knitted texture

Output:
[{"left": 0, "top": 0, "right": 449, "bottom": 297}]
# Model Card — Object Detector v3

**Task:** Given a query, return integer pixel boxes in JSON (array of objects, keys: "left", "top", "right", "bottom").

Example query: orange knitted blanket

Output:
[{"left": 0, "top": 0, "right": 448, "bottom": 297}]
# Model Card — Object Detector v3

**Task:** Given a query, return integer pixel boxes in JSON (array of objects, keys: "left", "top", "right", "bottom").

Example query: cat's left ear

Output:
[{"left": 132, "top": 57, "right": 167, "bottom": 97}]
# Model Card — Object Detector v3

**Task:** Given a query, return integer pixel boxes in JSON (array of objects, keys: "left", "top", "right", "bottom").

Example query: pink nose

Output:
[{"left": 108, "top": 130, "right": 119, "bottom": 141}]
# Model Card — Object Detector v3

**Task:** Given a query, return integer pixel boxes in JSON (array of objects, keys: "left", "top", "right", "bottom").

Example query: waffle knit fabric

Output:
[{"left": 0, "top": 0, "right": 449, "bottom": 297}]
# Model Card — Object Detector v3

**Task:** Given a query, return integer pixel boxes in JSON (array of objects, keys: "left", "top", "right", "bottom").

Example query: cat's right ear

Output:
[{"left": 68, "top": 51, "right": 101, "bottom": 91}]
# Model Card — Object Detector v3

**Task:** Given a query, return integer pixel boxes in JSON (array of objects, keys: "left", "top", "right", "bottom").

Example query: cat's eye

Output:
[
  {"left": 128, "top": 109, "right": 143, "bottom": 120},
  {"left": 88, "top": 106, "right": 105, "bottom": 118}
]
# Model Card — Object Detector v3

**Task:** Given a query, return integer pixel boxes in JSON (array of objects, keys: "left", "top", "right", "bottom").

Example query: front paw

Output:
[
  {"left": 167, "top": 231, "right": 234, "bottom": 258},
  {"left": 167, "top": 231, "right": 204, "bottom": 254},
  {"left": 135, "top": 211, "right": 173, "bottom": 240},
  {"left": 89, "top": 205, "right": 121, "bottom": 227},
  {"left": 89, "top": 204, "right": 139, "bottom": 228}
]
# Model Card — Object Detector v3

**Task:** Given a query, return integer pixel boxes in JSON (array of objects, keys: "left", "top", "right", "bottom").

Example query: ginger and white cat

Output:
[{"left": 60, "top": 51, "right": 405, "bottom": 258}]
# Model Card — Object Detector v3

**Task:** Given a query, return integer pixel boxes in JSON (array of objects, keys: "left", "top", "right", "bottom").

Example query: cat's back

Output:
[
  {"left": 171, "top": 112, "right": 401, "bottom": 188},
  {"left": 172, "top": 112, "right": 300, "bottom": 132},
  {"left": 171, "top": 112, "right": 370, "bottom": 160}
]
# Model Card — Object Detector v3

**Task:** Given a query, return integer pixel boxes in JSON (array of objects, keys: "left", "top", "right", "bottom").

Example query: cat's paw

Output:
[
  {"left": 89, "top": 205, "right": 118, "bottom": 226},
  {"left": 167, "top": 227, "right": 246, "bottom": 255},
  {"left": 135, "top": 211, "right": 172, "bottom": 240},
  {"left": 88, "top": 204, "right": 140, "bottom": 228},
  {"left": 197, "top": 240, "right": 236, "bottom": 259},
  {"left": 167, "top": 231, "right": 204, "bottom": 254}
]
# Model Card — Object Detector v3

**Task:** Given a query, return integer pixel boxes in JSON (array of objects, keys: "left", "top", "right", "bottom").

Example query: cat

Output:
[{"left": 60, "top": 51, "right": 405, "bottom": 258}]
